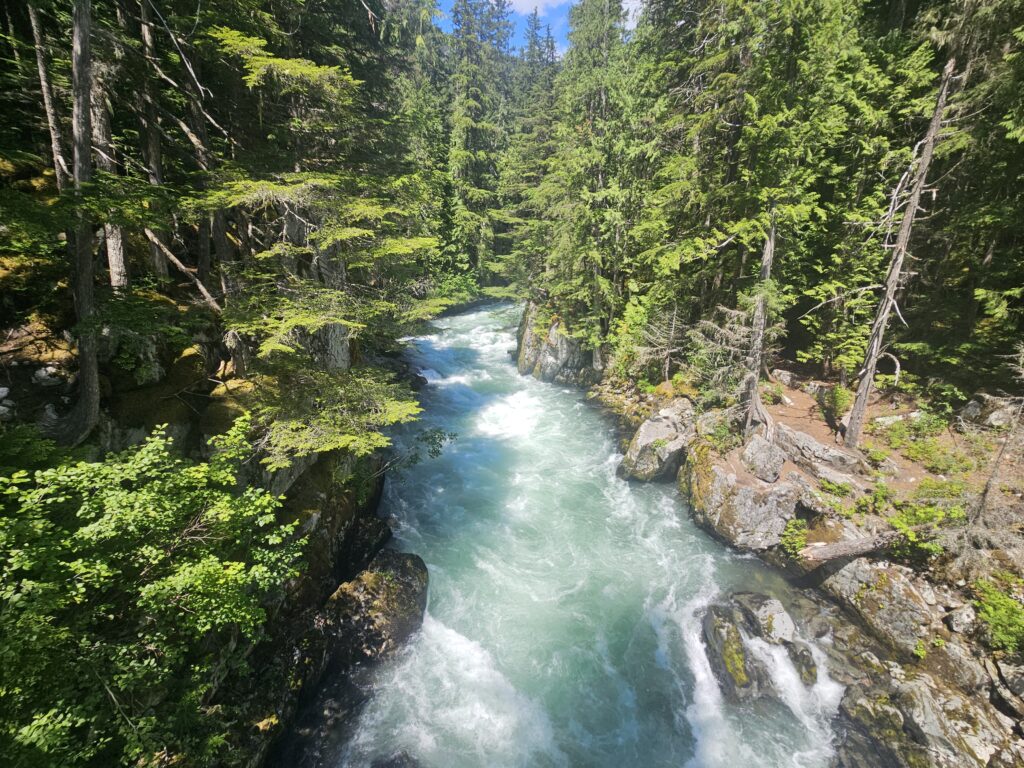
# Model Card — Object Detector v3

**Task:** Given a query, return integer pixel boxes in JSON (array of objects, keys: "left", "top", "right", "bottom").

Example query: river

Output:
[{"left": 339, "top": 303, "right": 843, "bottom": 768}]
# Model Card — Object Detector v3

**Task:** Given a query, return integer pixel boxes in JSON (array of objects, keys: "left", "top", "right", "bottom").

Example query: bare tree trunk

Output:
[
  {"left": 139, "top": 0, "right": 168, "bottom": 278},
  {"left": 91, "top": 64, "right": 129, "bottom": 289},
  {"left": 743, "top": 218, "right": 776, "bottom": 437},
  {"left": 844, "top": 59, "right": 956, "bottom": 449},
  {"left": 52, "top": 0, "right": 99, "bottom": 446},
  {"left": 28, "top": 5, "right": 69, "bottom": 192},
  {"left": 6, "top": 6, "right": 20, "bottom": 64}
]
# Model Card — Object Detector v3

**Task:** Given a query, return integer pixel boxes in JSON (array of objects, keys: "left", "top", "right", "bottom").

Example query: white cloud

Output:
[{"left": 507, "top": 0, "right": 570, "bottom": 15}]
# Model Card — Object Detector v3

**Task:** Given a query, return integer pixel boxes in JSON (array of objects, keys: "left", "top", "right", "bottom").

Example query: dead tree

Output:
[
  {"left": 637, "top": 302, "right": 686, "bottom": 383},
  {"left": 91, "top": 62, "right": 128, "bottom": 288},
  {"left": 844, "top": 58, "right": 956, "bottom": 449},
  {"left": 28, "top": 5, "right": 69, "bottom": 192},
  {"left": 742, "top": 219, "right": 776, "bottom": 438},
  {"left": 139, "top": 0, "right": 169, "bottom": 278}
]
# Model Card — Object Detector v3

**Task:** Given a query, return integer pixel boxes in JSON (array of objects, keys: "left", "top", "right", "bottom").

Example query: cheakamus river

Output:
[{"left": 339, "top": 303, "right": 843, "bottom": 768}]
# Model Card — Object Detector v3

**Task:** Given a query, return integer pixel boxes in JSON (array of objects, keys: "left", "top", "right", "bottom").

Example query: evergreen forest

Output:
[{"left": 1, "top": 0, "right": 1023, "bottom": 765}]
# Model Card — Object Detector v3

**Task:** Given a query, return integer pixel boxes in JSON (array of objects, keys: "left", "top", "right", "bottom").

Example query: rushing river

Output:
[{"left": 340, "top": 303, "right": 843, "bottom": 768}]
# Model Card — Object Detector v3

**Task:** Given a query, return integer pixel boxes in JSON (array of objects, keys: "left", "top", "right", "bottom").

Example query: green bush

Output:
[
  {"left": 781, "top": 519, "right": 809, "bottom": 559},
  {"left": 819, "top": 385, "right": 853, "bottom": 424},
  {"left": 975, "top": 577, "right": 1024, "bottom": 655},
  {"left": 0, "top": 416, "right": 303, "bottom": 765},
  {"left": 820, "top": 479, "right": 853, "bottom": 497}
]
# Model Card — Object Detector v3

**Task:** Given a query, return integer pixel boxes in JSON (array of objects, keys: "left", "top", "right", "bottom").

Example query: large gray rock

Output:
[
  {"left": 836, "top": 671, "right": 1021, "bottom": 768},
  {"left": 681, "top": 458, "right": 799, "bottom": 551},
  {"left": 516, "top": 302, "right": 597, "bottom": 386},
  {"left": 776, "top": 423, "right": 864, "bottom": 475},
  {"left": 618, "top": 398, "right": 696, "bottom": 481},
  {"left": 959, "top": 393, "right": 1017, "bottom": 430},
  {"left": 733, "top": 592, "right": 796, "bottom": 644},
  {"left": 740, "top": 434, "right": 787, "bottom": 483},
  {"left": 820, "top": 558, "right": 987, "bottom": 694}
]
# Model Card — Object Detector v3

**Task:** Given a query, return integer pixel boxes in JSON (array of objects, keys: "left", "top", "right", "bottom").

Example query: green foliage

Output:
[
  {"left": 975, "top": 575, "right": 1024, "bottom": 655},
  {"left": 820, "top": 479, "right": 853, "bottom": 498},
  {"left": 876, "top": 413, "right": 971, "bottom": 474},
  {"left": 781, "top": 519, "right": 809, "bottom": 559},
  {"left": 819, "top": 385, "right": 853, "bottom": 425},
  {"left": 0, "top": 417, "right": 302, "bottom": 765}
]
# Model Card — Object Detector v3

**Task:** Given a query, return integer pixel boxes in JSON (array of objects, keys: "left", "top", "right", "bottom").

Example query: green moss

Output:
[{"left": 722, "top": 625, "right": 749, "bottom": 686}]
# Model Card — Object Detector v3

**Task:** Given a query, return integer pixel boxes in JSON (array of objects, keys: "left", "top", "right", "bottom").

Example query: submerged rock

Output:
[
  {"left": 371, "top": 752, "right": 421, "bottom": 768},
  {"left": 618, "top": 398, "right": 697, "bottom": 481}
]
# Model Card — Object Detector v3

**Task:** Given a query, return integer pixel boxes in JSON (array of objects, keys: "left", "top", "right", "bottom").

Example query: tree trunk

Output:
[
  {"left": 90, "top": 64, "right": 129, "bottom": 288},
  {"left": 52, "top": 0, "right": 100, "bottom": 446},
  {"left": 844, "top": 58, "right": 956, "bottom": 449},
  {"left": 139, "top": 0, "right": 168, "bottom": 278},
  {"left": 28, "top": 5, "right": 69, "bottom": 192},
  {"left": 743, "top": 219, "right": 776, "bottom": 437}
]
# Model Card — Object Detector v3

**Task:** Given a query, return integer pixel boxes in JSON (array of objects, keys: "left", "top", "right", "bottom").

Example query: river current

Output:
[{"left": 339, "top": 303, "right": 843, "bottom": 768}]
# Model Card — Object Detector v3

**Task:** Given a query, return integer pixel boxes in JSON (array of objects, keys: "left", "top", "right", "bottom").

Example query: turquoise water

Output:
[{"left": 340, "top": 304, "right": 842, "bottom": 768}]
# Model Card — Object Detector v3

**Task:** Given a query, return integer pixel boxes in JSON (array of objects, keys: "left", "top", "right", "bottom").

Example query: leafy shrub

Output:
[
  {"left": 781, "top": 519, "right": 809, "bottom": 559},
  {"left": 761, "top": 381, "right": 784, "bottom": 405},
  {"left": 0, "top": 416, "right": 303, "bottom": 765},
  {"left": 820, "top": 479, "right": 853, "bottom": 497},
  {"left": 819, "top": 385, "right": 853, "bottom": 424},
  {"left": 975, "top": 576, "right": 1024, "bottom": 655},
  {"left": 877, "top": 412, "right": 969, "bottom": 473}
]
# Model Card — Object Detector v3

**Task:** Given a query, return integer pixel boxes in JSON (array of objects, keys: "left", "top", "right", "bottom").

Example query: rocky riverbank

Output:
[{"left": 514, "top": 301, "right": 1024, "bottom": 767}]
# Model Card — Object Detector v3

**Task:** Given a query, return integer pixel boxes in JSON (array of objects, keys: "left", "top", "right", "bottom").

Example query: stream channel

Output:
[{"left": 338, "top": 303, "right": 844, "bottom": 768}]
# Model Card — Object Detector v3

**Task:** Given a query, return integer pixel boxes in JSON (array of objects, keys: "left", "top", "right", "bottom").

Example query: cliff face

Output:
[{"left": 516, "top": 302, "right": 600, "bottom": 386}]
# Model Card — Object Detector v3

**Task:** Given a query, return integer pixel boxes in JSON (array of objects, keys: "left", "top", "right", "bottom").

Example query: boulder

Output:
[
  {"left": 618, "top": 398, "right": 696, "bottom": 481},
  {"left": 959, "top": 393, "right": 1018, "bottom": 430},
  {"left": 733, "top": 592, "right": 796, "bottom": 644},
  {"left": 681, "top": 447, "right": 799, "bottom": 551},
  {"left": 32, "top": 365, "right": 62, "bottom": 387},
  {"left": 0, "top": 386, "right": 9, "bottom": 400},
  {"left": 771, "top": 369, "right": 798, "bottom": 388},
  {"left": 821, "top": 559, "right": 934, "bottom": 656},
  {"left": 0, "top": 404, "right": 12, "bottom": 422},
  {"left": 836, "top": 670, "right": 1022, "bottom": 768},
  {"left": 328, "top": 549, "right": 429, "bottom": 664},
  {"left": 776, "top": 423, "right": 865, "bottom": 475},
  {"left": 702, "top": 603, "right": 771, "bottom": 702},
  {"left": 740, "top": 434, "right": 787, "bottom": 483}
]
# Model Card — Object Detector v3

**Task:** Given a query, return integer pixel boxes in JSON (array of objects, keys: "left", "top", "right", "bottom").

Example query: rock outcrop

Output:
[
  {"left": 617, "top": 398, "right": 696, "bottom": 481},
  {"left": 836, "top": 667, "right": 1022, "bottom": 768},
  {"left": 702, "top": 593, "right": 819, "bottom": 702},
  {"left": 516, "top": 302, "right": 598, "bottom": 385},
  {"left": 679, "top": 443, "right": 800, "bottom": 551}
]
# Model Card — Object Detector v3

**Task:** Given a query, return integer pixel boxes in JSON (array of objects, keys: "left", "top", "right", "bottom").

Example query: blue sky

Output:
[{"left": 433, "top": 0, "right": 642, "bottom": 57}]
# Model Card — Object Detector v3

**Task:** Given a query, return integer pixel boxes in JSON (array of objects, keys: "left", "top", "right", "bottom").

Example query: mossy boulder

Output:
[
  {"left": 702, "top": 603, "right": 770, "bottom": 702},
  {"left": 328, "top": 549, "right": 428, "bottom": 664},
  {"left": 618, "top": 397, "right": 697, "bottom": 481}
]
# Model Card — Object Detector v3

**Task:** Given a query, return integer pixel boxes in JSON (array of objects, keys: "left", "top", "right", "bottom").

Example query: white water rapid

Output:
[{"left": 338, "top": 303, "right": 843, "bottom": 768}]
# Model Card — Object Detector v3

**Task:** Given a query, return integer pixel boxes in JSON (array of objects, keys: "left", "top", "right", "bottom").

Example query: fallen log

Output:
[{"left": 798, "top": 523, "right": 940, "bottom": 563}]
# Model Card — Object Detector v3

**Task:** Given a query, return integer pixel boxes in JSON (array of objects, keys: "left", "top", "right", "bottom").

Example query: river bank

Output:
[{"left": 517, "top": 301, "right": 1024, "bottom": 767}]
